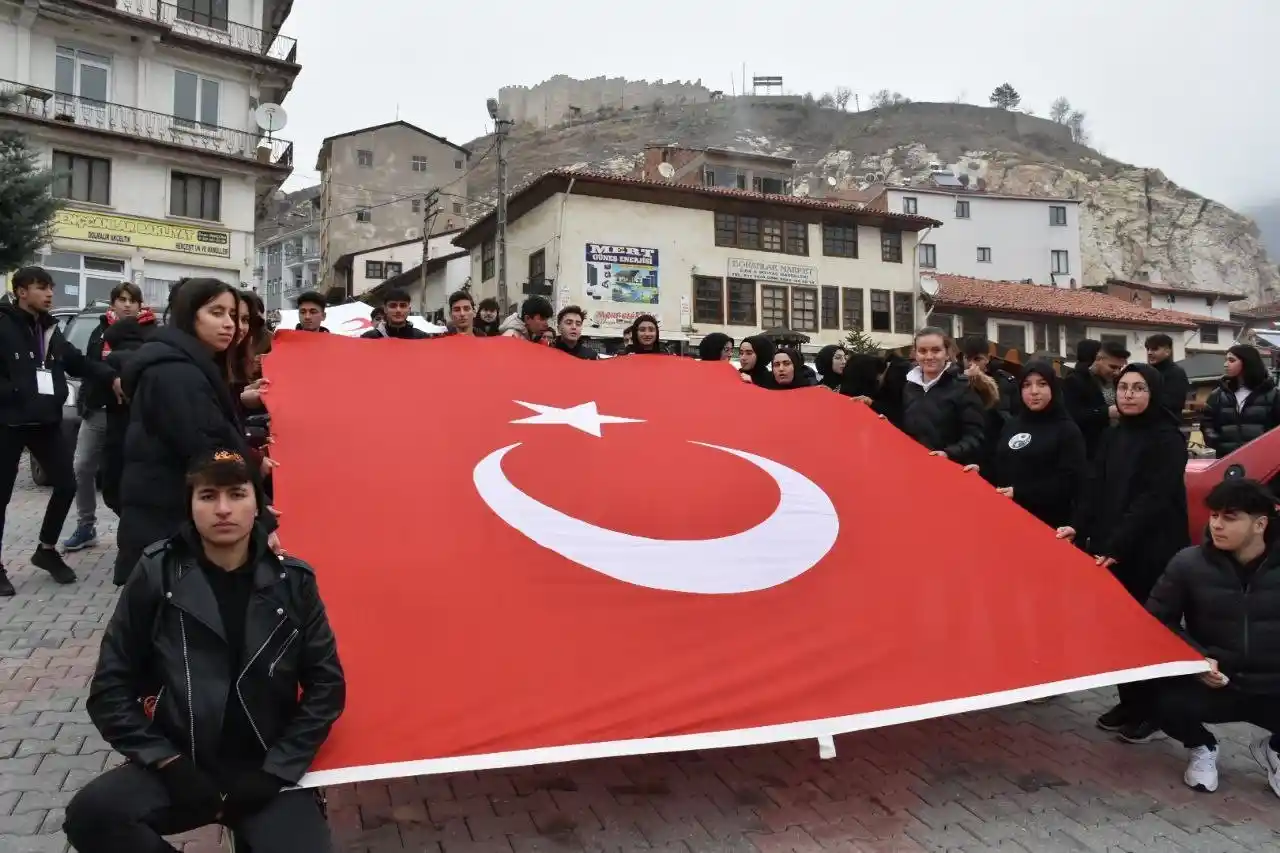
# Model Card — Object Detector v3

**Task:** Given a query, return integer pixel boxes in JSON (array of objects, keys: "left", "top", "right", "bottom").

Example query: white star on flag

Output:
[{"left": 510, "top": 401, "right": 644, "bottom": 438}]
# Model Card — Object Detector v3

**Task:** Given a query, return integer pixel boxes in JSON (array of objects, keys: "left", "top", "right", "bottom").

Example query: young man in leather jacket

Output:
[{"left": 65, "top": 450, "right": 345, "bottom": 852}]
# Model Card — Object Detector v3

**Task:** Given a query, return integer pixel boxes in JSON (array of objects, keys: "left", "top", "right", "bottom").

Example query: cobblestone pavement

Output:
[{"left": 3, "top": 477, "right": 1280, "bottom": 853}]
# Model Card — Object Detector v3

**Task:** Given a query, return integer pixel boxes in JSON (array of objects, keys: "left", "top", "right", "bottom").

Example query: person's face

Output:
[
  {"left": 636, "top": 321, "right": 658, "bottom": 346},
  {"left": 558, "top": 312, "right": 583, "bottom": 343},
  {"left": 236, "top": 299, "right": 250, "bottom": 342},
  {"left": 968, "top": 353, "right": 990, "bottom": 371},
  {"left": 1115, "top": 371, "right": 1151, "bottom": 416},
  {"left": 195, "top": 292, "right": 238, "bottom": 352},
  {"left": 191, "top": 479, "right": 258, "bottom": 547},
  {"left": 1225, "top": 352, "right": 1243, "bottom": 378},
  {"left": 298, "top": 302, "right": 325, "bottom": 330},
  {"left": 831, "top": 349, "right": 848, "bottom": 375},
  {"left": 1021, "top": 373, "right": 1052, "bottom": 412},
  {"left": 622, "top": 328, "right": 634, "bottom": 347},
  {"left": 739, "top": 342, "right": 756, "bottom": 371},
  {"left": 450, "top": 298, "right": 475, "bottom": 330},
  {"left": 720, "top": 340, "right": 734, "bottom": 360},
  {"left": 539, "top": 329, "right": 556, "bottom": 345},
  {"left": 1146, "top": 345, "right": 1172, "bottom": 365},
  {"left": 1209, "top": 507, "right": 1268, "bottom": 553},
  {"left": 16, "top": 281, "right": 54, "bottom": 313},
  {"left": 914, "top": 334, "right": 947, "bottom": 377},
  {"left": 1093, "top": 353, "right": 1126, "bottom": 381},
  {"left": 772, "top": 353, "right": 795, "bottom": 384},
  {"left": 479, "top": 307, "right": 498, "bottom": 323},
  {"left": 112, "top": 292, "right": 141, "bottom": 318},
  {"left": 525, "top": 314, "right": 550, "bottom": 335},
  {"left": 385, "top": 300, "right": 411, "bottom": 325}
]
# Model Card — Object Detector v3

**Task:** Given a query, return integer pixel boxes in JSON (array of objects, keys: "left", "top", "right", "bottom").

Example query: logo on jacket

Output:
[{"left": 1008, "top": 432, "right": 1032, "bottom": 451}]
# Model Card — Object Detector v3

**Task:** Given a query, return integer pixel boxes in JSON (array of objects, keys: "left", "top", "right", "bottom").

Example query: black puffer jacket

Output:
[
  {"left": 87, "top": 531, "right": 345, "bottom": 782},
  {"left": 0, "top": 303, "right": 111, "bottom": 426},
  {"left": 900, "top": 366, "right": 988, "bottom": 464},
  {"left": 552, "top": 338, "right": 599, "bottom": 360},
  {"left": 100, "top": 317, "right": 157, "bottom": 515},
  {"left": 1203, "top": 379, "right": 1280, "bottom": 459},
  {"left": 1061, "top": 363, "right": 1110, "bottom": 459},
  {"left": 1147, "top": 539, "right": 1280, "bottom": 694}
]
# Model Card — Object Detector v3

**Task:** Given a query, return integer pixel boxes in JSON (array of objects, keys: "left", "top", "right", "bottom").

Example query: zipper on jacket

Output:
[
  {"left": 178, "top": 612, "right": 195, "bottom": 765},
  {"left": 236, "top": 616, "right": 286, "bottom": 751},
  {"left": 267, "top": 629, "right": 299, "bottom": 677}
]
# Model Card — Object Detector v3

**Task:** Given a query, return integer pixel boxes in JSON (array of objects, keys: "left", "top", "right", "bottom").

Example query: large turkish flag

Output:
[{"left": 264, "top": 332, "right": 1205, "bottom": 787}]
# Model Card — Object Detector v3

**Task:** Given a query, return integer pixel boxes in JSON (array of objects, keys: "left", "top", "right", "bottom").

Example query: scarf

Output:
[{"left": 100, "top": 307, "right": 157, "bottom": 358}]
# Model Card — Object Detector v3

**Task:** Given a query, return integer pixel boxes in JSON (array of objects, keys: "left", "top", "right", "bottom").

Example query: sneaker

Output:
[
  {"left": 0, "top": 568, "right": 13, "bottom": 597},
  {"left": 1096, "top": 704, "right": 1129, "bottom": 732},
  {"left": 31, "top": 548, "right": 76, "bottom": 584},
  {"left": 1249, "top": 737, "right": 1280, "bottom": 798},
  {"left": 61, "top": 525, "right": 97, "bottom": 552},
  {"left": 1185, "top": 745, "right": 1219, "bottom": 792},
  {"left": 1118, "top": 720, "right": 1161, "bottom": 744}
]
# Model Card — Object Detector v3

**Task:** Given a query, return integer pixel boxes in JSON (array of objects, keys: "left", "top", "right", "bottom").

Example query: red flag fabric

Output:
[{"left": 264, "top": 332, "right": 1205, "bottom": 787}]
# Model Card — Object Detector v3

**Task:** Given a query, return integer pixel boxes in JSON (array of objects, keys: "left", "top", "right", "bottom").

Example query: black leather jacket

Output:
[{"left": 86, "top": 532, "right": 345, "bottom": 784}]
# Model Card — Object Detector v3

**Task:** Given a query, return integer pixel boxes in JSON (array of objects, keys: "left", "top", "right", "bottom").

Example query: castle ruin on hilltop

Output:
[{"left": 498, "top": 75, "right": 714, "bottom": 129}]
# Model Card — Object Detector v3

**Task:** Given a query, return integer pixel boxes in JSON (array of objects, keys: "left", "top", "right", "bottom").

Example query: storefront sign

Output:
[
  {"left": 591, "top": 309, "right": 647, "bottom": 329},
  {"left": 53, "top": 210, "right": 231, "bottom": 259},
  {"left": 585, "top": 244, "right": 659, "bottom": 305},
  {"left": 727, "top": 257, "right": 817, "bottom": 287}
]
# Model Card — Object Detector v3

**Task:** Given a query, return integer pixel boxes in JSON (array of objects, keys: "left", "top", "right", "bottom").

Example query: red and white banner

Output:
[{"left": 264, "top": 333, "right": 1205, "bottom": 787}]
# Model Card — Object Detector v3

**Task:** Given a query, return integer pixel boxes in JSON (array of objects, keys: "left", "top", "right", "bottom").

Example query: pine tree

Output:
[
  {"left": 988, "top": 83, "right": 1021, "bottom": 110},
  {"left": 843, "top": 328, "right": 881, "bottom": 355},
  {"left": 0, "top": 95, "right": 61, "bottom": 273}
]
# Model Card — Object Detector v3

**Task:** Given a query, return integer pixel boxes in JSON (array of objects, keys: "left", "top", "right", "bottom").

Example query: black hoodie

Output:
[
  {"left": 739, "top": 334, "right": 776, "bottom": 388},
  {"left": 1061, "top": 361, "right": 1111, "bottom": 459},
  {"left": 988, "top": 361, "right": 1087, "bottom": 529},
  {"left": 814, "top": 345, "right": 843, "bottom": 390},
  {"left": 0, "top": 302, "right": 111, "bottom": 426},
  {"left": 552, "top": 337, "right": 599, "bottom": 360},
  {"left": 1071, "top": 362, "right": 1190, "bottom": 600}
]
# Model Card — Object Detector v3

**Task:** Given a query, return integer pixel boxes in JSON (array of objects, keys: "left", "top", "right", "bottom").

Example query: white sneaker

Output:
[
  {"left": 1249, "top": 737, "right": 1280, "bottom": 797},
  {"left": 1185, "top": 745, "right": 1219, "bottom": 792}
]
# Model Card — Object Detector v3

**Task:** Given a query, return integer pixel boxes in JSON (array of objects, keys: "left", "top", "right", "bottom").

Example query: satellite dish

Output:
[
  {"left": 826, "top": 176, "right": 837, "bottom": 187},
  {"left": 657, "top": 162, "right": 676, "bottom": 180},
  {"left": 919, "top": 275, "right": 939, "bottom": 298},
  {"left": 254, "top": 103, "right": 288, "bottom": 135}
]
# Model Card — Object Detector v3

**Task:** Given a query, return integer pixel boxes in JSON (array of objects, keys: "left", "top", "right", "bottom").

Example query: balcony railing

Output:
[
  {"left": 109, "top": 0, "right": 298, "bottom": 63},
  {"left": 0, "top": 79, "right": 293, "bottom": 167}
]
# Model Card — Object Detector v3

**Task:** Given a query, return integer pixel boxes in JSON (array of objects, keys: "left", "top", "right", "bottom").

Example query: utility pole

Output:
[
  {"left": 487, "top": 97, "right": 513, "bottom": 313},
  {"left": 420, "top": 189, "right": 439, "bottom": 312}
]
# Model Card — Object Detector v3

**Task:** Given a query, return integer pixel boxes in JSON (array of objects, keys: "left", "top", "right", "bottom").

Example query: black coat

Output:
[
  {"left": 0, "top": 303, "right": 112, "bottom": 426},
  {"left": 360, "top": 322, "right": 429, "bottom": 340},
  {"left": 87, "top": 532, "right": 346, "bottom": 782},
  {"left": 1202, "top": 379, "right": 1280, "bottom": 458},
  {"left": 1151, "top": 358, "right": 1190, "bottom": 420},
  {"left": 552, "top": 339, "right": 599, "bottom": 359},
  {"left": 900, "top": 368, "right": 988, "bottom": 465},
  {"left": 990, "top": 411, "right": 1088, "bottom": 530},
  {"left": 1147, "top": 540, "right": 1280, "bottom": 695},
  {"left": 99, "top": 318, "right": 157, "bottom": 515},
  {"left": 116, "top": 328, "right": 258, "bottom": 582},
  {"left": 79, "top": 316, "right": 113, "bottom": 413},
  {"left": 1061, "top": 364, "right": 1110, "bottom": 459}
]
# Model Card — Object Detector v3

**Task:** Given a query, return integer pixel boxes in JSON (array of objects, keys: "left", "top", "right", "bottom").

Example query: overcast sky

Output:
[{"left": 278, "top": 0, "right": 1277, "bottom": 210}]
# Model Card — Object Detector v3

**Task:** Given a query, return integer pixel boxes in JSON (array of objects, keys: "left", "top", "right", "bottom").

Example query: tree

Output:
[
  {"left": 988, "top": 83, "right": 1020, "bottom": 110},
  {"left": 0, "top": 94, "right": 61, "bottom": 273},
  {"left": 1066, "top": 110, "right": 1090, "bottom": 145},
  {"left": 869, "top": 89, "right": 911, "bottom": 108},
  {"left": 834, "top": 86, "right": 853, "bottom": 110},
  {"left": 1049, "top": 96, "right": 1071, "bottom": 124},
  {"left": 844, "top": 328, "right": 881, "bottom": 355},
  {"left": 817, "top": 92, "right": 836, "bottom": 109}
]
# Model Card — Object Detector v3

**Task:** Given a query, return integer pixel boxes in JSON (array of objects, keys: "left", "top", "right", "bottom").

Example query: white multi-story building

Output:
[
  {"left": 255, "top": 183, "right": 318, "bottom": 310},
  {"left": 872, "top": 181, "right": 1083, "bottom": 288},
  {"left": 0, "top": 0, "right": 298, "bottom": 310}
]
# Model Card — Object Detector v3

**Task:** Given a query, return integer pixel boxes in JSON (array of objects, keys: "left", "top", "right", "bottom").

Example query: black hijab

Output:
[
  {"left": 1015, "top": 359, "right": 1068, "bottom": 420},
  {"left": 740, "top": 334, "right": 776, "bottom": 387},
  {"left": 770, "top": 348, "right": 814, "bottom": 391},
  {"left": 815, "top": 345, "right": 844, "bottom": 390},
  {"left": 840, "top": 353, "right": 886, "bottom": 398},
  {"left": 698, "top": 332, "right": 733, "bottom": 361},
  {"left": 1116, "top": 363, "right": 1173, "bottom": 428}
]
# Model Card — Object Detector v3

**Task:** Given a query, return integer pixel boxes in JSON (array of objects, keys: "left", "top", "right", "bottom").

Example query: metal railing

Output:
[
  {"left": 0, "top": 79, "right": 293, "bottom": 167},
  {"left": 109, "top": 0, "right": 298, "bottom": 63}
]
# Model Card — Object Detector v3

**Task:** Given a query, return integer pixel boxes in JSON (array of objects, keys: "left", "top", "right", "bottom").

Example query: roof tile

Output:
[{"left": 932, "top": 275, "right": 1199, "bottom": 329}]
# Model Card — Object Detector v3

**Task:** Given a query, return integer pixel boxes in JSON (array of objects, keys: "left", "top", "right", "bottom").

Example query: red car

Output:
[{"left": 1185, "top": 428, "right": 1280, "bottom": 543}]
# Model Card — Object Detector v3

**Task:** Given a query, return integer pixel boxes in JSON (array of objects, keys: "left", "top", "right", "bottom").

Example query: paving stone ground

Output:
[{"left": 3, "top": 472, "right": 1280, "bottom": 853}]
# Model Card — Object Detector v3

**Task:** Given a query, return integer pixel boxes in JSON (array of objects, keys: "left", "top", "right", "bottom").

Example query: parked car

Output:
[
  {"left": 30, "top": 304, "right": 108, "bottom": 486},
  {"left": 1185, "top": 427, "right": 1280, "bottom": 543}
]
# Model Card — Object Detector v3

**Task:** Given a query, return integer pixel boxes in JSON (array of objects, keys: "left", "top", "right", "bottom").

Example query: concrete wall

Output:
[{"left": 498, "top": 75, "right": 713, "bottom": 129}]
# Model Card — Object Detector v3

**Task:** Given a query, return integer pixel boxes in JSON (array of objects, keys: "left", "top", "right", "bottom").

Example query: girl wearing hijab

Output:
[
  {"left": 839, "top": 353, "right": 886, "bottom": 400},
  {"left": 989, "top": 361, "right": 1087, "bottom": 529},
  {"left": 1203, "top": 344, "right": 1280, "bottom": 458},
  {"left": 738, "top": 334, "right": 776, "bottom": 387},
  {"left": 769, "top": 349, "right": 815, "bottom": 390},
  {"left": 900, "top": 327, "right": 987, "bottom": 464},
  {"left": 815, "top": 345, "right": 847, "bottom": 391},
  {"left": 698, "top": 333, "right": 734, "bottom": 361},
  {"left": 1058, "top": 362, "right": 1189, "bottom": 741},
  {"left": 626, "top": 314, "right": 664, "bottom": 354}
]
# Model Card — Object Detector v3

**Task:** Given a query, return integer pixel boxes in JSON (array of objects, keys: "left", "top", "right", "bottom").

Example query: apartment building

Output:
[
  {"left": 254, "top": 183, "right": 318, "bottom": 309},
  {"left": 0, "top": 0, "right": 298, "bottom": 309},
  {"left": 1090, "top": 275, "right": 1244, "bottom": 354},
  {"left": 315, "top": 120, "right": 470, "bottom": 299},
  {"left": 453, "top": 170, "right": 939, "bottom": 352},
  {"left": 633, "top": 143, "right": 795, "bottom": 195}
]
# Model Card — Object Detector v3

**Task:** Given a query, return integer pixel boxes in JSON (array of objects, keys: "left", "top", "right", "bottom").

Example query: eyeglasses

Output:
[{"left": 1117, "top": 384, "right": 1150, "bottom": 395}]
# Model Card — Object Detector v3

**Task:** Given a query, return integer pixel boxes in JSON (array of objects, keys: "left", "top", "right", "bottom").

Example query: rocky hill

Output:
[
  {"left": 462, "top": 99, "right": 1279, "bottom": 302},
  {"left": 1246, "top": 200, "right": 1280, "bottom": 261}
]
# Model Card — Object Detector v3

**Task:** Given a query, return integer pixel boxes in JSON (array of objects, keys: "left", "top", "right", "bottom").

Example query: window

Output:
[
  {"left": 714, "top": 212, "right": 736, "bottom": 247},
  {"left": 728, "top": 278, "right": 756, "bottom": 325},
  {"left": 792, "top": 287, "right": 818, "bottom": 333},
  {"left": 452, "top": 202, "right": 463, "bottom": 214},
  {"left": 761, "top": 285, "right": 788, "bottom": 328},
  {"left": 357, "top": 149, "right": 373, "bottom": 168},
  {"left": 754, "top": 176, "right": 789, "bottom": 195},
  {"left": 977, "top": 246, "right": 992, "bottom": 263},
  {"left": 1201, "top": 325, "right": 1219, "bottom": 345},
  {"left": 52, "top": 151, "right": 110, "bottom": 206},
  {"left": 455, "top": 158, "right": 464, "bottom": 169},
  {"left": 870, "top": 290, "right": 891, "bottom": 332},
  {"left": 821, "top": 286, "right": 839, "bottom": 330},
  {"left": 385, "top": 262, "right": 403, "bottom": 278},
  {"left": 411, "top": 198, "right": 421, "bottom": 213},
  {"left": 481, "top": 240, "right": 495, "bottom": 280},
  {"left": 411, "top": 155, "right": 428, "bottom": 173},
  {"left": 355, "top": 207, "right": 371, "bottom": 223},
  {"left": 176, "top": 0, "right": 228, "bottom": 30},
  {"left": 738, "top": 216, "right": 760, "bottom": 250},
  {"left": 785, "top": 222, "right": 808, "bottom": 256},
  {"left": 526, "top": 250, "right": 549, "bottom": 296},
  {"left": 1034, "top": 321, "right": 1061, "bottom": 355},
  {"left": 918, "top": 243, "right": 937, "bottom": 269},
  {"left": 881, "top": 231, "right": 902, "bottom": 263},
  {"left": 1051, "top": 250, "right": 1070, "bottom": 274},
  {"left": 173, "top": 70, "right": 219, "bottom": 128},
  {"left": 903, "top": 197, "right": 918, "bottom": 215},
  {"left": 822, "top": 221, "right": 858, "bottom": 258},
  {"left": 365, "top": 261, "right": 384, "bottom": 279},
  {"left": 930, "top": 314, "right": 955, "bottom": 338},
  {"left": 38, "top": 251, "right": 128, "bottom": 310},
  {"left": 1100, "top": 333, "right": 1128, "bottom": 349},
  {"left": 893, "top": 292, "right": 914, "bottom": 334},
  {"left": 1049, "top": 205, "right": 1067, "bottom": 226},
  {"left": 762, "top": 219, "right": 783, "bottom": 252},
  {"left": 997, "top": 323, "right": 1027, "bottom": 354},
  {"left": 694, "top": 276, "right": 724, "bottom": 324},
  {"left": 712, "top": 213, "right": 806, "bottom": 255},
  {"left": 961, "top": 314, "right": 986, "bottom": 337},
  {"left": 170, "top": 171, "right": 220, "bottom": 220},
  {"left": 956, "top": 200, "right": 970, "bottom": 219},
  {"left": 841, "top": 288, "right": 863, "bottom": 330},
  {"left": 1064, "top": 323, "right": 1087, "bottom": 356},
  {"left": 55, "top": 46, "right": 110, "bottom": 105}
]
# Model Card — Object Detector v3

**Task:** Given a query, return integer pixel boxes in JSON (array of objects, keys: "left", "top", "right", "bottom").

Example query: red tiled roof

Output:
[
  {"left": 931, "top": 275, "right": 1199, "bottom": 329},
  {"left": 1102, "top": 277, "right": 1249, "bottom": 302},
  {"left": 1233, "top": 300, "right": 1280, "bottom": 319}
]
